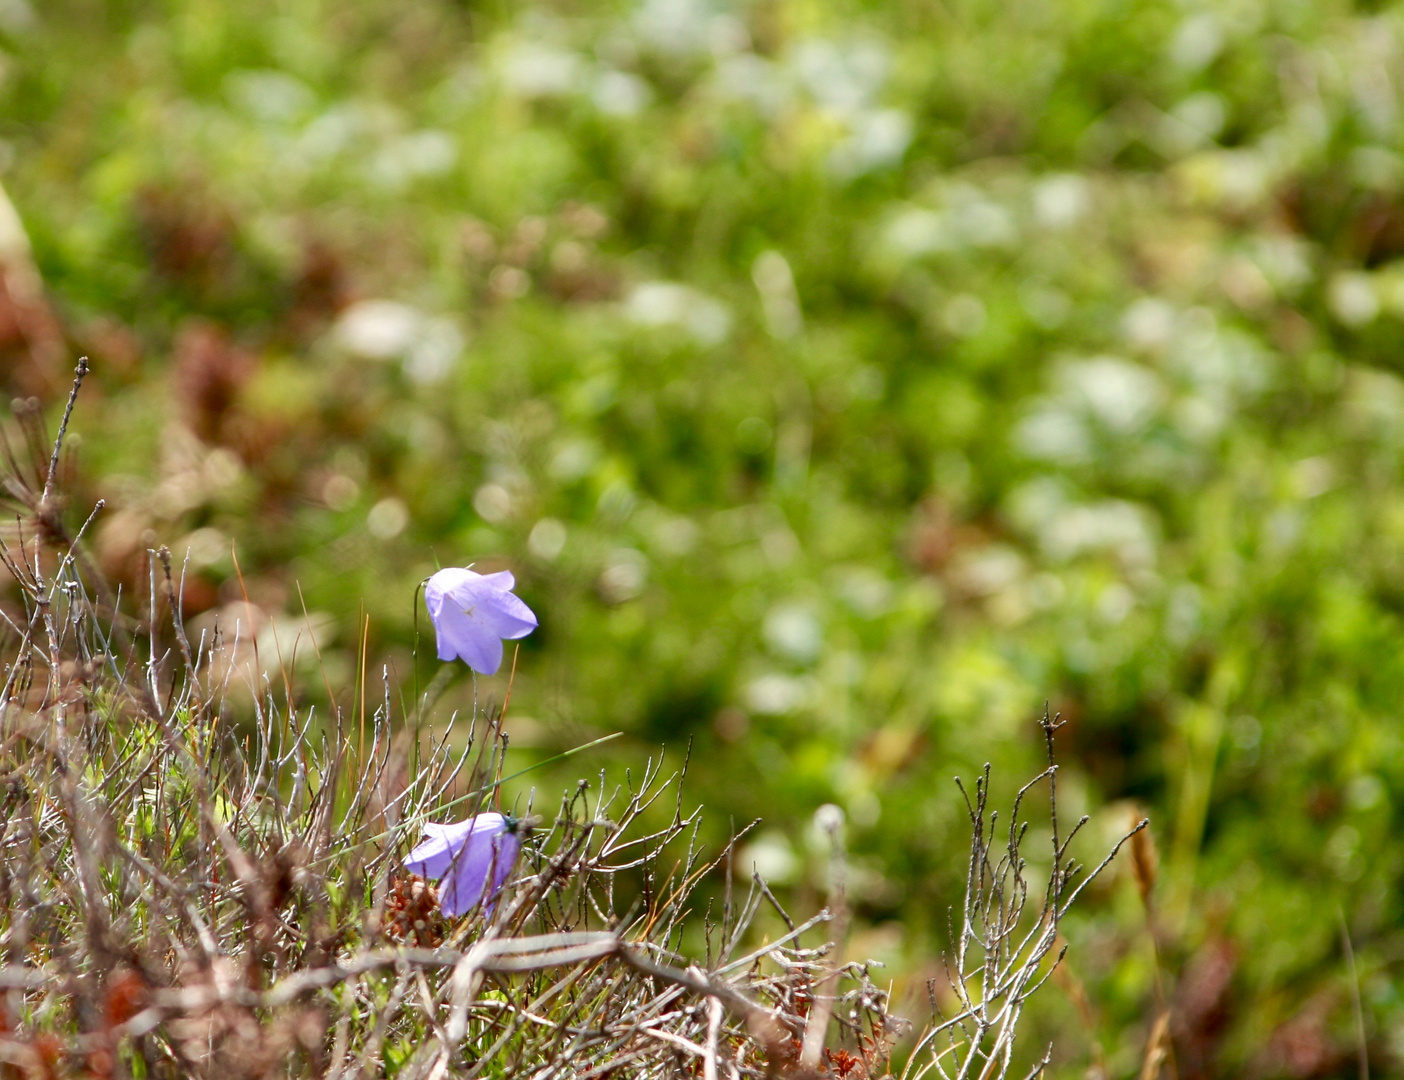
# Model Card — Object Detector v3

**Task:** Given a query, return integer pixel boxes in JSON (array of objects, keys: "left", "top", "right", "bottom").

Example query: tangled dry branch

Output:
[{"left": 0, "top": 363, "right": 1135, "bottom": 1079}]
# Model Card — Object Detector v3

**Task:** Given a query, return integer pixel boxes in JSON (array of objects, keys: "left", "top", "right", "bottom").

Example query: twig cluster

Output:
[
  {"left": 901, "top": 714, "right": 1147, "bottom": 1080},
  {"left": 0, "top": 364, "right": 897, "bottom": 1079},
  {"left": 0, "top": 364, "right": 1134, "bottom": 1079}
]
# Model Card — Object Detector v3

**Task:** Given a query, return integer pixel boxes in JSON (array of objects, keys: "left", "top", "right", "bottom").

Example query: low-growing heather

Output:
[{"left": 0, "top": 369, "right": 1135, "bottom": 1079}]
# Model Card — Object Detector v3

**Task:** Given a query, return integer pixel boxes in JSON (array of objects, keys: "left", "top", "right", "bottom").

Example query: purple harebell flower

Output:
[
  {"left": 425, "top": 567, "right": 537, "bottom": 676},
  {"left": 404, "top": 812, "right": 522, "bottom": 917}
]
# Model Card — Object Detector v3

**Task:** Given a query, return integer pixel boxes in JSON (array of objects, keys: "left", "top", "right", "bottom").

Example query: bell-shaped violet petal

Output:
[
  {"left": 403, "top": 818, "right": 481, "bottom": 879},
  {"left": 404, "top": 812, "right": 522, "bottom": 917},
  {"left": 426, "top": 567, "right": 538, "bottom": 675}
]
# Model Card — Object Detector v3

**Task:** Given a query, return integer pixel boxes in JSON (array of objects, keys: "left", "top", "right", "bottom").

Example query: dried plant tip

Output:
[
  {"left": 382, "top": 874, "right": 443, "bottom": 946},
  {"left": 41, "top": 356, "right": 88, "bottom": 510},
  {"left": 1130, "top": 811, "right": 1158, "bottom": 908},
  {"left": 1138, "top": 1010, "right": 1173, "bottom": 1080}
]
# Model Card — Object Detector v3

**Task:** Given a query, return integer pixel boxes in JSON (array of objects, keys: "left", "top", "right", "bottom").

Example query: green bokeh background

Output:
[{"left": 5, "top": 0, "right": 1404, "bottom": 1073}]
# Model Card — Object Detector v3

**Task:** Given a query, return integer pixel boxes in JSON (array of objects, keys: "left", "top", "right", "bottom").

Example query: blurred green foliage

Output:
[{"left": 4, "top": 0, "right": 1404, "bottom": 1073}]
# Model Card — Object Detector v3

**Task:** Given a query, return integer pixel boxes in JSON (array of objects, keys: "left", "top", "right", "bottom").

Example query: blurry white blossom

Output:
[
  {"left": 742, "top": 830, "right": 798, "bottom": 883},
  {"left": 1014, "top": 408, "right": 1093, "bottom": 464},
  {"left": 473, "top": 484, "right": 514, "bottom": 524},
  {"left": 752, "top": 250, "right": 803, "bottom": 338},
  {"left": 830, "top": 108, "right": 912, "bottom": 177},
  {"left": 175, "top": 527, "right": 230, "bottom": 570},
  {"left": 367, "top": 497, "right": 409, "bottom": 539},
  {"left": 591, "top": 69, "right": 652, "bottom": 115},
  {"left": 405, "top": 319, "right": 465, "bottom": 384},
  {"left": 1169, "top": 13, "right": 1224, "bottom": 71},
  {"left": 528, "top": 518, "right": 568, "bottom": 561},
  {"left": 879, "top": 189, "right": 1018, "bottom": 260},
  {"left": 1055, "top": 357, "right": 1165, "bottom": 435},
  {"left": 790, "top": 38, "right": 889, "bottom": 113},
  {"left": 882, "top": 207, "right": 949, "bottom": 259},
  {"left": 598, "top": 548, "right": 649, "bottom": 603},
  {"left": 744, "top": 672, "right": 812, "bottom": 715},
  {"left": 1121, "top": 298, "right": 1177, "bottom": 351},
  {"left": 949, "top": 546, "right": 1025, "bottom": 597},
  {"left": 1044, "top": 501, "right": 1159, "bottom": 566},
  {"left": 635, "top": 0, "right": 715, "bottom": 55},
  {"left": 334, "top": 301, "right": 421, "bottom": 360},
  {"left": 1329, "top": 272, "right": 1380, "bottom": 327},
  {"left": 0, "top": 0, "right": 35, "bottom": 34},
  {"left": 498, "top": 42, "right": 584, "bottom": 96},
  {"left": 711, "top": 54, "right": 789, "bottom": 115},
  {"left": 1032, "top": 174, "right": 1091, "bottom": 229},
  {"left": 625, "top": 282, "right": 732, "bottom": 344},
  {"left": 332, "top": 301, "right": 464, "bottom": 383},
  {"left": 369, "top": 130, "right": 457, "bottom": 189},
  {"left": 763, "top": 602, "right": 823, "bottom": 664},
  {"left": 224, "top": 69, "right": 317, "bottom": 125}
]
